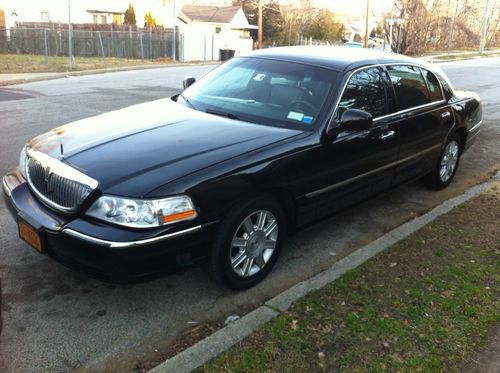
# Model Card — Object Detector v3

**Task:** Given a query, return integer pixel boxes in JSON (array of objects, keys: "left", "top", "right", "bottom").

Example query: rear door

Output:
[{"left": 384, "top": 64, "right": 455, "bottom": 185}]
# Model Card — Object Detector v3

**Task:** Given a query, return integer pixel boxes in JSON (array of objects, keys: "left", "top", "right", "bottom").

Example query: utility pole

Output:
[
  {"left": 68, "top": 0, "right": 73, "bottom": 70},
  {"left": 479, "top": 0, "right": 491, "bottom": 54},
  {"left": 389, "top": 22, "right": 393, "bottom": 51},
  {"left": 258, "top": 0, "right": 263, "bottom": 49},
  {"left": 364, "top": 0, "right": 370, "bottom": 48},
  {"left": 447, "top": 0, "right": 458, "bottom": 55}
]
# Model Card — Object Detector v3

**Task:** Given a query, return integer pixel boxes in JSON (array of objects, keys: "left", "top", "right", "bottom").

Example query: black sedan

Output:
[{"left": 2, "top": 47, "right": 482, "bottom": 289}]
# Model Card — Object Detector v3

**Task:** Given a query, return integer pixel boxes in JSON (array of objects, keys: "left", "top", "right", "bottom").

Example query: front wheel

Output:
[
  {"left": 209, "top": 196, "right": 285, "bottom": 290},
  {"left": 424, "top": 133, "right": 462, "bottom": 190}
]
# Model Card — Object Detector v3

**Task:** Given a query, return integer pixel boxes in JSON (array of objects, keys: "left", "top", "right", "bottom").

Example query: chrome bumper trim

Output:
[
  {"left": 62, "top": 225, "right": 202, "bottom": 248},
  {"left": 2, "top": 176, "right": 12, "bottom": 197},
  {"left": 468, "top": 120, "right": 483, "bottom": 133}
]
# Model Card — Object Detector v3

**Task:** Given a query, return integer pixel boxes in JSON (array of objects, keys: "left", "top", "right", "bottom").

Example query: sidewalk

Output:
[
  {"left": 0, "top": 61, "right": 216, "bottom": 86},
  {"left": 422, "top": 49, "right": 500, "bottom": 63},
  {"left": 149, "top": 173, "right": 500, "bottom": 373}
]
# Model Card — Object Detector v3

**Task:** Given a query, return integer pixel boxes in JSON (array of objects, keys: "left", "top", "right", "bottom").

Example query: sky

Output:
[
  {"left": 314, "top": 0, "right": 395, "bottom": 16},
  {"left": 0, "top": 0, "right": 397, "bottom": 19}
]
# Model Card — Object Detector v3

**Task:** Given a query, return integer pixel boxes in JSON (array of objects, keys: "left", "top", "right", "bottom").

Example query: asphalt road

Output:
[{"left": 0, "top": 58, "right": 499, "bottom": 372}]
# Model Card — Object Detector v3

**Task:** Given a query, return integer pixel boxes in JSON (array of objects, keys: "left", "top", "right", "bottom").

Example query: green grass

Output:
[
  {"left": 197, "top": 191, "right": 500, "bottom": 372},
  {"left": 0, "top": 53, "right": 174, "bottom": 73}
]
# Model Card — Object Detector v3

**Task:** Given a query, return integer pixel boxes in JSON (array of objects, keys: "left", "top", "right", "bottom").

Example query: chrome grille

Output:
[{"left": 25, "top": 149, "right": 98, "bottom": 213}]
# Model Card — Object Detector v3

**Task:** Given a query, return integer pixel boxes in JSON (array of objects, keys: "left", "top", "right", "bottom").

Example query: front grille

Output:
[{"left": 25, "top": 150, "right": 98, "bottom": 213}]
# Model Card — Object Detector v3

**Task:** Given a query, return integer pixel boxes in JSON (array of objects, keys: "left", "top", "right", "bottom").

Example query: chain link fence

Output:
[{"left": 0, "top": 26, "right": 177, "bottom": 60}]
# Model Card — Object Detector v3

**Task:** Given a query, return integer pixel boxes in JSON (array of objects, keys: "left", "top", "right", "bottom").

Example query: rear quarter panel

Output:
[{"left": 449, "top": 91, "right": 482, "bottom": 151}]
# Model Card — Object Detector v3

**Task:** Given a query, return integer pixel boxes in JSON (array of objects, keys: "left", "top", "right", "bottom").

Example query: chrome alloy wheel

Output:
[
  {"left": 229, "top": 210, "right": 278, "bottom": 277},
  {"left": 439, "top": 140, "right": 459, "bottom": 183}
]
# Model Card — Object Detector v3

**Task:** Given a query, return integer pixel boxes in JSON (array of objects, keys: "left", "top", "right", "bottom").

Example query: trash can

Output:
[
  {"left": 220, "top": 49, "right": 229, "bottom": 61},
  {"left": 220, "top": 49, "right": 236, "bottom": 61}
]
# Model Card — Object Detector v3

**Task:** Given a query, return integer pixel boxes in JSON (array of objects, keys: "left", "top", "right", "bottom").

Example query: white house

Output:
[
  {"left": 0, "top": 0, "right": 129, "bottom": 29},
  {"left": 0, "top": 0, "right": 257, "bottom": 62},
  {"left": 0, "top": 0, "right": 238, "bottom": 30},
  {"left": 176, "top": 5, "right": 257, "bottom": 62}
]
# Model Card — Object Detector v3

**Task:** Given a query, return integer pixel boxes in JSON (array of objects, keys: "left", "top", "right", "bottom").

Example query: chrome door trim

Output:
[
  {"left": 373, "top": 100, "right": 446, "bottom": 122},
  {"left": 329, "top": 62, "right": 448, "bottom": 126},
  {"left": 468, "top": 120, "right": 483, "bottom": 133},
  {"left": 305, "top": 144, "right": 441, "bottom": 198}
]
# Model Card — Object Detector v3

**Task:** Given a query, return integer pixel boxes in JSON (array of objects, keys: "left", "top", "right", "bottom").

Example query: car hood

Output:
[{"left": 27, "top": 98, "right": 301, "bottom": 197}]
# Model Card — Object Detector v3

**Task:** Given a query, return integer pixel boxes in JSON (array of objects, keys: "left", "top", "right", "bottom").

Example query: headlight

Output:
[
  {"left": 19, "top": 146, "right": 28, "bottom": 178},
  {"left": 86, "top": 195, "right": 197, "bottom": 228}
]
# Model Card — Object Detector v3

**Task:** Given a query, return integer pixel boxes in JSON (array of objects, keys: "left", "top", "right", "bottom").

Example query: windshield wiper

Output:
[{"left": 206, "top": 109, "right": 258, "bottom": 124}]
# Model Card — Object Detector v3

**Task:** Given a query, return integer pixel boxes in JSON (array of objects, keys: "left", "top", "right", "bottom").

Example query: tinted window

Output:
[
  {"left": 421, "top": 68, "right": 443, "bottom": 102},
  {"left": 338, "top": 67, "right": 386, "bottom": 118},
  {"left": 387, "top": 65, "right": 430, "bottom": 110}
]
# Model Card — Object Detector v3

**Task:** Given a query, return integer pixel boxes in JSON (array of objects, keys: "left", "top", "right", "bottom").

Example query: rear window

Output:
[
  {"left": 421, "top": 68, "right": 443, "bottom": 102},
  {"left": 387, "top": 65, "right": 430, "bottom": 110}
]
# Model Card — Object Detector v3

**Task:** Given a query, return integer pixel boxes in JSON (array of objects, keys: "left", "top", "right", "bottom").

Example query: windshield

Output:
[{"left": 179, "top": 57, "right": 337, "bottom": 130}]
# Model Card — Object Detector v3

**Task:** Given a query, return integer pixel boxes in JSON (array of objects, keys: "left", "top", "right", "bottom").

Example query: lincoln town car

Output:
[{"left": 2, "top": 47, "right": 482, "bottom": 289}]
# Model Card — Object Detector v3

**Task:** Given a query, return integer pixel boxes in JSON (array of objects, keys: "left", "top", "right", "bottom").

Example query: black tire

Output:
[
  {"left": 423, "top": 133, "right": 462, "bottom": 190},
  {"left": 209, "top": 196, "right": 285, "bottom": 290}
]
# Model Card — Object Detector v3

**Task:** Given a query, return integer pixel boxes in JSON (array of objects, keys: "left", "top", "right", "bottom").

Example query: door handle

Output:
[
  {"left": 441, "top": 111, "right": 451, "bottom": 119},
  {"left": 379, "top": 130, "right": 395, "bottom": 141}
]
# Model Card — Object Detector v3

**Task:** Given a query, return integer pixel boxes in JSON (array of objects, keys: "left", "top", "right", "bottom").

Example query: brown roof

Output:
[{"left": 178, "top": 5, "right": 241, "bottom": 24}]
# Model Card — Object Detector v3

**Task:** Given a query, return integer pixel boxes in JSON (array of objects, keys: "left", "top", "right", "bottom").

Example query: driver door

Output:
[{"left": 301, "top": 66, "right": 400, "bottom": 221}]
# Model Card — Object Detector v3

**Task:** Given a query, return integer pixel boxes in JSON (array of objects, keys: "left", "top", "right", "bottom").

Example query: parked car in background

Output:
[
  {"left": 344, "top": 41, "right": 364, "bottom": 48},
  {"left": 3, "top": 47, "right": 482, "bottom": 289}
]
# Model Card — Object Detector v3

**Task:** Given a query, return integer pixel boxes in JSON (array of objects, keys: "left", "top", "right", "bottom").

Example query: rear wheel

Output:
[
  {"left": 424, "top": 133, "right": 462, "bottom": 190},
  {"left": 209, "top": 196, "right": 285, "bottom": 289}
]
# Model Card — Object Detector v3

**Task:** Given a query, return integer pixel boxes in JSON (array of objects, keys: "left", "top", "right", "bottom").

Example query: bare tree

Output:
[{"left": 386, "top": 0, "right": 499, "bottom": 55}]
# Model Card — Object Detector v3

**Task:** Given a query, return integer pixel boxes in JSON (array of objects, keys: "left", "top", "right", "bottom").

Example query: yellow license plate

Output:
[{"left": 18, "top": 221, "right": 43, "bottom": 253}]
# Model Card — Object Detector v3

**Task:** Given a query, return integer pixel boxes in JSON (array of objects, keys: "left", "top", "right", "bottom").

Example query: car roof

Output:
[{"left": 246, "top": 46, "right": 429, "bottom": 72}]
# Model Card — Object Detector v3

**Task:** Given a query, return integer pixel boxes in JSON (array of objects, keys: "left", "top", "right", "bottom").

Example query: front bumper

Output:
[{"left": 2, "top": 168, "right": 218, "bottom": 282}]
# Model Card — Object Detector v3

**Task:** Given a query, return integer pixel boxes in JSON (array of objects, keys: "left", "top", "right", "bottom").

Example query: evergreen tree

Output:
[{"left": 124, "top": 3, "right": 136, "bottom": 26}]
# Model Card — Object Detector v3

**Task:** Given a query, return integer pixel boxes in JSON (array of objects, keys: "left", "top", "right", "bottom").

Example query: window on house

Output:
[
  {"left": 100, "top": 15, "right": 107, "bottom": 24},
  {"left": 93, "top": 14, "right": 98, "bottom": 24},
  {"left": 41, "top": 10, "right": 50, "bottom": 22},
  {"left": 215, "top": 27, "right": 221, "bottom": 34}
]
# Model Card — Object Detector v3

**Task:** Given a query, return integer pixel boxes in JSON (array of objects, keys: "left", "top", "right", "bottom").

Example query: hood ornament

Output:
[{"left": 60, "top": 143, "right": 65, "bottom": 159}]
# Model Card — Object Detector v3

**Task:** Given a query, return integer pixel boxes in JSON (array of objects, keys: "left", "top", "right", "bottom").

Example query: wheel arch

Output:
[{"left": 218, "top": 186, "right": 297, "bottom": 236}]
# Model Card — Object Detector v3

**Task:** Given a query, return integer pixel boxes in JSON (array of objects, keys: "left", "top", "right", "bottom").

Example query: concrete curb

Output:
[
  {"left": 0, "top": 61, "right": 218, "bottom": 87},
  {"left": 149, "top": 172, "right": 500, "bottom": 373}
]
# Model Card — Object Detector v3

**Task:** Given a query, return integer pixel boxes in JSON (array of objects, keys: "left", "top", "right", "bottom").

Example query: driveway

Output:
[{"left": 0, "top": 58, "right": 499, "bottom": 372}]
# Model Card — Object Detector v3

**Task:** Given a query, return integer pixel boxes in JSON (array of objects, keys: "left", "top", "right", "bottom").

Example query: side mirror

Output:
[
  {"left": 183, "top": 76, "right": 196, "bottom": 90},
  {"left": 327, "top": 109, "right": 373, "bottom": 136}
]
